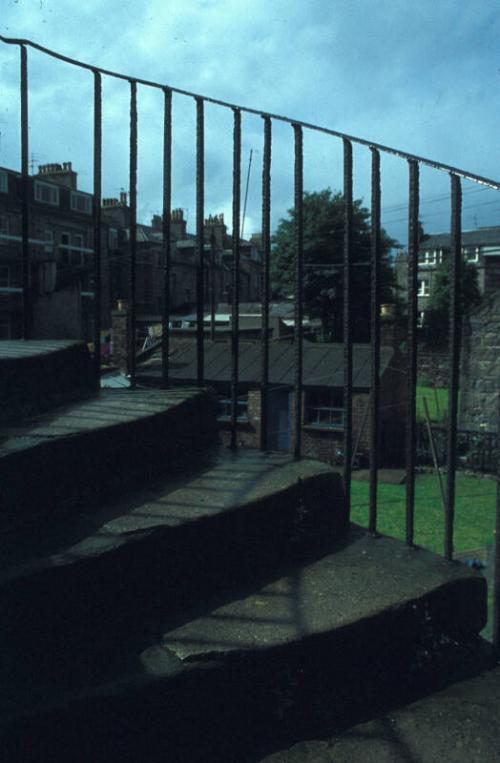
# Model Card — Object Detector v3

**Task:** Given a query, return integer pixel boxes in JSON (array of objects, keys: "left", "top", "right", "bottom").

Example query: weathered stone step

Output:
[
  {"left": 0, "top": 386, "right": 217, "bottom": 527},
  {"left": 0, "top": 451, "right": 344, "bottom": 713},
  {"left": 0, "top": 528, "right": 487, "bottom": 762},
  {"left": 260, "top": 663, "right": 500, "bottom": 763},
  {"left": 0, "top": 340, "right": 95, "bottom": 422}
]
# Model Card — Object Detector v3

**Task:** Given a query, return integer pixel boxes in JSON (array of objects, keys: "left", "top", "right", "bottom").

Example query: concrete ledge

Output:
[{"left": 0, "top": 387, "right": 217, "bottom": 525}]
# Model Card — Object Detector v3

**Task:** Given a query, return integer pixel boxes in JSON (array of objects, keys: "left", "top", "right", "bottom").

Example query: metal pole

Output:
[
  {"left": 92, "top": 69, "right": 102, "bottom": 388},
  {"left": 293, "top": 124, "right": 303, "bottom": 460},
  {"left": 406, "top": 160, "right": 420, "bottom": 546},
  {"left": 343, "top": 138, "right": 353, "bottom": 516},
  {"left": 162, "top": 87, "right": 172, "bottom": 386},
  {"left": 20, "top": 45, "right": 31, "bottom": 339}
]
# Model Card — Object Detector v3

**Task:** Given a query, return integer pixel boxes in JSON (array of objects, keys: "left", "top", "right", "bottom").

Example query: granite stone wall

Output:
[{"left": 460, "top": 293, "right": 500, "bottom": 430}]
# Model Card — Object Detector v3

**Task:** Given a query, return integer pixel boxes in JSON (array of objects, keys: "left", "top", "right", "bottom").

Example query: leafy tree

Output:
[
  {"left": 423, "top": 256, "right": 481, "bottom": 346},
  {"left": 271, "top": 188, "right": 400, "bottom": 341}
]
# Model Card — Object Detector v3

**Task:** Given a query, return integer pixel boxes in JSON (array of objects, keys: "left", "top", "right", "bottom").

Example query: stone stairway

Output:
[{"left": 0, "top": 341, "right": 493, "bottom": 762}]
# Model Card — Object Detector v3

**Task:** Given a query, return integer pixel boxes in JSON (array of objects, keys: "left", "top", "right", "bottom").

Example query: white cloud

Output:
[{"left": 0, "top": 0, "right": 499, "bottom": 245}]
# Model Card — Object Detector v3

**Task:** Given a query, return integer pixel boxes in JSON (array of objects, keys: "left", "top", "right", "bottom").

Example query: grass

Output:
[
  {"left": 416, "top": 386, "right": 449, "bottom": 423},
  {"left": 351, "top": 473, "right": 498, "bottom": 638},
  {"left": 351, "top": 473, "right": 496, "bottom": 556}
]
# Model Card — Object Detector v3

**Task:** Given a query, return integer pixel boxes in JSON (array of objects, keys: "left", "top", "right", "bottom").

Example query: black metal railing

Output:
[{"left": 1, "top": 34, "right": 500, "bottom": 652}]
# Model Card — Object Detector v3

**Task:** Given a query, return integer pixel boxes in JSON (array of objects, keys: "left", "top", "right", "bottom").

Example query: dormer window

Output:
[
  {"left": 34, "top": 181, "right": 59, "bottom": 206},
  {"left": 70, "top": 191, "right": 92, "bottom": 214}
]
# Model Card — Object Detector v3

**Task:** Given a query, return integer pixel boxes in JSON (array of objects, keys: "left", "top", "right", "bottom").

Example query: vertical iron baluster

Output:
[
  {"left": 369, "top": 147, "right": 381, "bottom": 533},
  {"left": 20, "top": 45, "right": 30, "bottom": 339},
  {"left": 260, "top": 116, "right": 272, "bottom": 452},
  {"left": 196, "top": 97, "right": 205, "bottom": 385},
  {"left": 92, "top": 70, "right": 102, "bottom": 389},
  {"left": 406, "top": 160, "right": 419, "bottom": 546},
  {"left": 162, "top": 87, "right": 172, "bottom": 386},
  {"left": 230, "top": 108, "right": 242, "bottom": 449},
  {"left": 445, "top": 174, "right": 462, "bottom": 561},
  {"left": 293, "top": 124, "right": 303, "bottom": 460},
  {"left": 129, "top": 79, "right": 138, "bottom": 387},
  {"left": 343, "top": 138, "right": 353, "bottom": 516},
  {"left": 209, "top": 228, "right": 216, "bottom": 341}
]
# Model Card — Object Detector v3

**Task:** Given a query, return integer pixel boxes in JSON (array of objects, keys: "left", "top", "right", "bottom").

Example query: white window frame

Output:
[
  {"left": 418, "top": 279, "right": 430, "bottom": 297},
  {"left": 306, "top": 405, "right": 345, "bottom": 430},
  {"left": 0, "top": 171, "right": 7, "bottom": 194},
  {"left": 217, "top": 396, "right": 249, "bottom": 423},
  {"left": 34, "top": 181, "right": 60, "bottom": 206},
  {"left": 468, "top": 247, "right": 479, "bottom": 263},
  {"left": 70, "top": 191, "right": 92, "bottom": 215}
]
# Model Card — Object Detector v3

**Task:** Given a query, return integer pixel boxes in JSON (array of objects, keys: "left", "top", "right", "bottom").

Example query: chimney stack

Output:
[{"left": 37, "top": 161, "right": 77, "bottom": 189}]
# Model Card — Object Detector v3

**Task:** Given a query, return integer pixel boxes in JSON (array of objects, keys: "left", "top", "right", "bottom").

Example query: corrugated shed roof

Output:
[{"left": 159, "top": 340, "right": 394, "bottom": 388}]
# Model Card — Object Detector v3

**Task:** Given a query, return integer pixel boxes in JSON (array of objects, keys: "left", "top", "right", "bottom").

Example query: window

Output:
[
  {"left": 60, "top": 232, "right": 70, "bottom": 263},
  {"left": 0, "top": 318, "right": 11, "bottom": 339},
  {"left": 70, "top": 191, "right": 92, "bottom": 214},
  {"left": 109, "top": 227, "right": 118, "bottom": 249},
  {"left": 0, "top": 265, "right": 9, "bottom": 287},
  {"left": 0, "top": 215, "right": 8, "bottom": 243},
  {"left": 306, "top": 390, "right": 344, "bottom": 430},
  {"left": 69, "top": 234, "right": 86, "bottom": 266},
  {"left": 465, "top": 247, "right": 479, "bottom": 263},
  {"left": 0, "top": 171, "right": 7, "bottom": 193},
  {"left": 44, "top": 229, "right": 54, "bottom": 254},
  {"left": 420, "top": 250, "right": 436, "bottom": 265},
  {"left": 217, "top": 396, "right": 249, "bottom": 422},
  {"left": 34, "top": 181, "right": 60, "bottom": 206},
  {"left": 73, "top": 233, "right": 85, "bottom": 249},
  {"left": 417, "top": 311, "right": 425, "bottom": 328},
  {"left": 418, "top": 279, "right": 430, "bottom": 297}
]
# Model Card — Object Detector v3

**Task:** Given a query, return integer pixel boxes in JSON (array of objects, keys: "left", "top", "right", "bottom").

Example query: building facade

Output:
[
  {"left": 1, "top": 162, "right": 263, "bottom": 344},
  {"left": 394, "top": 226, "right": 500, "bottom": 327},
  {"left": 0, "top": 162, "right": 107, "bottom": 340}
]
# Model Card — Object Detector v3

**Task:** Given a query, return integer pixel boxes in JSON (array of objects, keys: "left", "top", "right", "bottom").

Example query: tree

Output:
[
  {"left": 422, "top": 256, "right": 481, "bottom": 346},
  {"left": 271, "top": 188, "right": 400, "bottom": 341}
]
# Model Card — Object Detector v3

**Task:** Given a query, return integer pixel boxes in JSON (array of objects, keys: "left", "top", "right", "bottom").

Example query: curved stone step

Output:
[
  {"left": 0, "top": 451, "right": 344, "bottom": 711},
  {"left": 0, "top": 387, "right": 217, "bottom": 526},
  {"left": 0, "top": 528, "right": 486, "bottom": 762},
  {"left": 0, "top": 340, "right": 95, "bottom": 421}
]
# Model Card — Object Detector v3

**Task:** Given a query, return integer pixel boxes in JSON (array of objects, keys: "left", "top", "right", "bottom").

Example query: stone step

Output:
[
  {"left": 0, "top": 340, "right": 95, "bottom": 422},
  {"left": 0, "top": 528, "right": 487, "bottom": 762},
  {"left": 259, "top": 663, "right": 500, "bottom": 763},
  {"left": 0, "top": 450, "right": 344, "bottom": 713},
  {"left": 0, "top": 386, "right": 217, "bottom": 528}
]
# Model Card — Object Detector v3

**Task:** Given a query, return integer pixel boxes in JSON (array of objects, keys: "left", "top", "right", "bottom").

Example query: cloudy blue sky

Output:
[{"left": 1, "top": 0, "right": 499, "bottom": 248}]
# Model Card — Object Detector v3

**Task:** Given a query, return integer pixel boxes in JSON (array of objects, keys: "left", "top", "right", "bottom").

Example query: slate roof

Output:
[
  {"left": 419, "top": 226, "right": 500, "bottom": 252},
  {"left": 152, "top": 340, "right": 394, "bottom": 389}
]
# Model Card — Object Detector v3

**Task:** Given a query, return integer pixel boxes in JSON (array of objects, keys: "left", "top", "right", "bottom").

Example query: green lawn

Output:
[
  {"left": 416, "top": 386, "right": 449, "bottom": 423},
  {"left": 351, "top": 474, "right": 496, "bottom": 556},
  {"left": 351, "top": 473, "right": 498, "bottom": 638}
]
